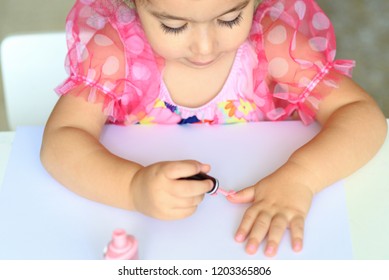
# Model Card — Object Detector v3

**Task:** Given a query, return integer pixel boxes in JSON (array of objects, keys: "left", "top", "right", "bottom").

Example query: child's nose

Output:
[{"left": 190, "top": 25, "right": 217, "bottom": 56}]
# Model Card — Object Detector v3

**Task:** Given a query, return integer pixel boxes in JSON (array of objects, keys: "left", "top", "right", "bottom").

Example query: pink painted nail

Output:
[
  {"left": 247, "top": 244, "right": 257, "bottom": 254},
  {"left": 265, "top": 245, "right": 275, "bottom": 256},
  {"left": 235, "top": 233, "right": 245, "bottom": 242},
  {"left": 293, "top": 240, "right": 303, "bottom": 252},
  {"left": 216, "top": 188, "right": 236, "bottom": 197}
]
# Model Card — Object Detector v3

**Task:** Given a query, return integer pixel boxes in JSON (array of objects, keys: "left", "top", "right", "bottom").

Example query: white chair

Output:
[{"left": 1, "top": 33, "right": 68, "bottom": 130}]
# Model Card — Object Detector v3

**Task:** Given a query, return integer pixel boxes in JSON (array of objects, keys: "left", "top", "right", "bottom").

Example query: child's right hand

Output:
[{"left": 129, "top": 160, "right": 213, "bottom": 220}]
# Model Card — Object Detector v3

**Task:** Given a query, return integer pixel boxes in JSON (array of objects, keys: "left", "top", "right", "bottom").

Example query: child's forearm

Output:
[
  {"left": 285, "top": 97, "right": 387, "bottom": 194},
  {"left": 41, "top": 125, "right": 142, "bottom": 210}
]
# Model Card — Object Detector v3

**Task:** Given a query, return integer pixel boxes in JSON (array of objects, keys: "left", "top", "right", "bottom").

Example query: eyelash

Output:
[
  {"left": 161, "top": 13, "right": 243, "bottom": 35},
  {"left": 160, "top": 23, "right": 188, "bottom": 35},
  {"left": 217, "top": 14, "right": 243, "bottom": 29}
]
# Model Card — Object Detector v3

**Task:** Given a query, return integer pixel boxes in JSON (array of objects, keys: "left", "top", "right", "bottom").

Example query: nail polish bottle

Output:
[{"left": 104, "top": 229, "right": 138, "bottom": 260}]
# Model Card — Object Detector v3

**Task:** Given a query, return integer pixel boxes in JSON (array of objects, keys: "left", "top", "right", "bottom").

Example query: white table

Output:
[
  {"left": 0, "top": 131, "right": 14, "bottom": 188},
  {"left": 0, "top": 121, "right": 388, "bottom": 259}
]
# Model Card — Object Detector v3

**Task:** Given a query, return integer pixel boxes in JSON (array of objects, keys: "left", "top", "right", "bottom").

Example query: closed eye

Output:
[
  {"left": 160, "top": 13, "right": 243, "bottom": 35},
  {"left": 217, "top": 13, "right": 243, "bottom": 28},
  {"left": 160, "top": 23, "right": 188, "bottom": 35}
]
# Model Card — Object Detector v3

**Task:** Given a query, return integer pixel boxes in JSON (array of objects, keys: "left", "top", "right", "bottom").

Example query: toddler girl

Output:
[{"left": 41, "top": 0, "right": 387, "bottom": 257}]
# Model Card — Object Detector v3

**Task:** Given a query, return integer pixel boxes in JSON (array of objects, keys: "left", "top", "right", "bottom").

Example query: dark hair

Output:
[{"left": 122, "top": 0, "right": 262, "bottom": 9}]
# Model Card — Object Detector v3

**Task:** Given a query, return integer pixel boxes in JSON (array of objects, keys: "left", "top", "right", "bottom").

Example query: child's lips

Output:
[{"left": 188, "top": 59, "right": 215, "bottom": 67}]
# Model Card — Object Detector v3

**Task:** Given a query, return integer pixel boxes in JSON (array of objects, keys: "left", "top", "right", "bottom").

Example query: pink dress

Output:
[{"left": 56, "top": 0, "right": 355, "bottom": 125}]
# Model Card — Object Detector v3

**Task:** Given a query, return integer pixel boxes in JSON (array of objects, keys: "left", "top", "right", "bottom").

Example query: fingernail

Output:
[
  {"left": 246, "top": 244, "right": 257, "bottom": 254},
  {"left": 218, "top": 188, "right": 236, "bottom": 197},
  {"left": 293, "top": 240, "right": 302, "bottom": 252},
  {"left": 227, "top": 190, "right": 237, "bottom": 197},
  {"left": 265, "top": 245, "right": 275, "bottom": 256},
  {"left": 235, "top": 233, "right": 245, "bottom": 242}
]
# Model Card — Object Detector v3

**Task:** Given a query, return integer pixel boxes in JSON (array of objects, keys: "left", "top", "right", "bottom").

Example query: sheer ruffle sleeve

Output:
[
  {"left": 55, "top": 0, "right": 161, "bottom": 124},
  {"left": 250, "top": 0, "right": 356, "bottom": 124}
]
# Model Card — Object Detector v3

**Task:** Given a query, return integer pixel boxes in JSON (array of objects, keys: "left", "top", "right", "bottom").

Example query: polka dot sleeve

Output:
[
  {"left": 55, "top": 0, "right": 138, "bottom": 123},
  {"left": 251, "top": 0, "right": 356, "bottom": 124}
]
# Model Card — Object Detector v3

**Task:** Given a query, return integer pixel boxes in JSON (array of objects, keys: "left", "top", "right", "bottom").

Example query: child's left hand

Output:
[{"left": 227, "top": 171, "right": 314, "bottom": 257}]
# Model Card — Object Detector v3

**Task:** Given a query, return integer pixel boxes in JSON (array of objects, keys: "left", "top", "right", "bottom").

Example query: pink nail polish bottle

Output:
[{"left": 104, "top": 229, "right": 139, "bottom": 260}]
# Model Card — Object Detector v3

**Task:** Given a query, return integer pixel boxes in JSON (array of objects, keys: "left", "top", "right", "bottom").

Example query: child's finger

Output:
[
  {"left": 227, "top": 185, "right": 255, "bottom": 203},
  {"left": 164, "top": 160, "right": 208, "bottom": 180},
  {"left": 234, "top": 204, "right": 264, "bottom": 243},
  {"left": 289, "top": 216, "right": 305, "bottom": 252},
  {"left": 161, "top": 205, "right": 199, "bottom": 220},
  {"left": 264, "top": 214, "right": 288, "bottom": 257},
  {"left": 173, "top": 179, "right": 213, "bottom": 197},
  {"left": 172, "top": 195, "right": 205, "bottom": 209},
  {"left": 244, "top": 211, "right": 272, "bottom": 255}
]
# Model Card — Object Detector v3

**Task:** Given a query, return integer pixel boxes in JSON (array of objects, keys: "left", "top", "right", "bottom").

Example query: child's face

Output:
[{"left": 135, "top": 0, "right": 255, "bottom": 68}]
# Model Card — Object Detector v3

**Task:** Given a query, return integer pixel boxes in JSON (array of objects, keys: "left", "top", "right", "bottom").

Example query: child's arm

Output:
[
  {"left": 228, "top": 74, "right": 387, "bottom": 256},
  {"left": 41, "top": 93, "right": 213, "bottom": 220}
]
